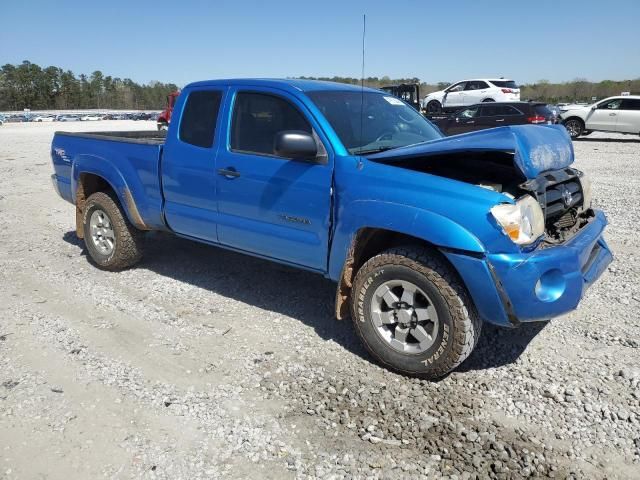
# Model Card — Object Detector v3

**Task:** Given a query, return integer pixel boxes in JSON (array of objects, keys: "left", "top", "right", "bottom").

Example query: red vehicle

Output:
[{"left": 157, "top": 91, "right": 180, "bottom": 130}]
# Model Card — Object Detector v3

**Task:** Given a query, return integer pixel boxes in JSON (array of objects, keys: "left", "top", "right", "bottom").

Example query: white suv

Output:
[
  {"left": 561, "top": 96, "right": 640, "bottom": 139},
  {"left": 422, "top": 78, "right": 520, "bottom": 113}
]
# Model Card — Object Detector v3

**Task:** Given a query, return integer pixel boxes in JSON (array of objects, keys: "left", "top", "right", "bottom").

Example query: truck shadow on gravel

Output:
[{"left": 63, "top": 230, "right": 547, "bottom": 376}]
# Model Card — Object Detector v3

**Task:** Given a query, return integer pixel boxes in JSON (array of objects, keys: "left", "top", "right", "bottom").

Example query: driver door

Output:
[
  {"left": 442, "top": 82, "right": 466, "bottom": 109},
  {"left": 586, "top": 98, "right": 621, "bottom": 131},
  {"left": 215, "top": 88, "right": 333, "bottom": 271}
]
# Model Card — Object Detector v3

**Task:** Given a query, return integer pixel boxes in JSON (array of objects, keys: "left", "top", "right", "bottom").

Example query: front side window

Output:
[
  {"left": 231, "top": 92, "right": 311, "bottom": 156},
  {"left": 179, "top": 90, "right": 222, "bottom": 148},
  {"left": 308, "top": 91, "right": 442, "bottom": 154},
  {"left": 458, "top": 107, "right": 479, "bottom": 118},
  {"left": 598, "top": 99, "right": 622, "bottom": 110},
  {"left": 448, "top": 82, "right": 465, "bottom": 93}
]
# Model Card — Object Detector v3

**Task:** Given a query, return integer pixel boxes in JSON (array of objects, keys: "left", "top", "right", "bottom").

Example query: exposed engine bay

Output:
[{"left": 372, "top": 150, "right": 594, "bottom": 246}]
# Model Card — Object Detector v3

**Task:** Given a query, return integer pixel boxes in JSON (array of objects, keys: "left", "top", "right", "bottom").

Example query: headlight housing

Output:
[
  {"left": 490, "top": 195, "right": 545, "bottom": 245},
  {"left": 577, "top": 171, "right": 592, "bottom": 209}
]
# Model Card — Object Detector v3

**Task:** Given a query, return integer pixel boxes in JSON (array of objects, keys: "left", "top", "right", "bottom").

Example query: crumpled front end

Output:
[{"left": 444, "top": 210, "right": 612, "bottom": 327}]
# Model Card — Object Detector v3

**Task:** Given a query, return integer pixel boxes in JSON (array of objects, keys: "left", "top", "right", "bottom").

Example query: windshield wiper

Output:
[{"left": 356, "top": 146, "right": 398, "bottom": 155}]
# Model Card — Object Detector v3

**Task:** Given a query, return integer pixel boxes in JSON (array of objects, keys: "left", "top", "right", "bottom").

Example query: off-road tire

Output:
[
  {"left": 351, "top": 246, "right": 481, "bottom": 379},
  {"left": 426, "top": 100, "right": 442, "bottom": 114},
  {"left": 82, "top": 191, "right": 144, "bottom": 271}
]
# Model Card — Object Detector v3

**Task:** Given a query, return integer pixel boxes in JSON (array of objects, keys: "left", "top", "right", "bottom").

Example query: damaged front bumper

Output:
[{"left": 444, "top": 209, "right": 612, "bottom": 327}]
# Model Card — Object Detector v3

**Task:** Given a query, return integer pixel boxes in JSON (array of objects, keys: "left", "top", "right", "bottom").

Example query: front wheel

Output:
[
  {"left": 82, "top": 192, "right": 144, "bottom": 271},
  {"left": 563, "top": 118, "right": 584, "bottom": 139},
  {"left": 351, "top": 246, "right": 481, "bottom": 379}
]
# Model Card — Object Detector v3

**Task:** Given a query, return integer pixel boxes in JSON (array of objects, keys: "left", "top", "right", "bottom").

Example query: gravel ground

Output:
[{"left": 0, "top": 121, "right": 638, "bottom": 479}]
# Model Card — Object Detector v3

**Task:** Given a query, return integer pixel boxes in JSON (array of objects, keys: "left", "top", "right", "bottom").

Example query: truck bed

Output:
[
  {"left": 54, "top": 130, "right": 166, "bottom": 145},
  {"left": 51, "top": 129, "right": 167, "bottom": 230}
]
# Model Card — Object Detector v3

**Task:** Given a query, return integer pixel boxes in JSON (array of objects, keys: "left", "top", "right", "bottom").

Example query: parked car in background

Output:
[
  {"left": 32, "top": 115, "right": 55, "bottom": 122},
  {"left": 431, "top": 102, "right": 557, "bottom": 136},
  {"left": 80, "top": 114, "right": 104, "bottom": 121},
  {"left": 561, "top": 96, "right": 640, "bottom": 139},
  {"left": 56, "top": 114, "right": 80, "bottom": 122},
  {"left": 0, "top": 114, "right": 5, "bottom": 125},
  {"left": 422, "top": 79, "right": 520, "bottom": 113},
  {"left": 6, "top": 115, "right": 28, "bottom": 123}
]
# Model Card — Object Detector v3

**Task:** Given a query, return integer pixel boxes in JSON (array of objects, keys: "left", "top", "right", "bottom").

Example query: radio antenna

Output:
[{"left": 358, "top": 14, "right": 366, "bottom": 155}]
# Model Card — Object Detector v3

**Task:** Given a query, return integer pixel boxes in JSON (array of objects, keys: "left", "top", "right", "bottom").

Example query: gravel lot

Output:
[{"left": 1, "top": 121, "right": 638, "bottom": 479}]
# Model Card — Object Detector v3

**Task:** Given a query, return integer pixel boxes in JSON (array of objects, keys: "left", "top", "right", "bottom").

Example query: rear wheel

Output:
[
  {"left": 351, "top": 246, "right": 481, "bottom": 379},
  {"left": 563, "top": 118, "right": 584, "bottom": 139},
  {"left": 82, "top": 192, "right": 144, "bottom": 271},
  {"left": 426, "top": 100, "right": 442, "bottom": 114}
]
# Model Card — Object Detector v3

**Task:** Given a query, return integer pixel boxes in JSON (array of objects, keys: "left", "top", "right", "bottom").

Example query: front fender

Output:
[{"left": 327, "top": 200, "right": 485, "bottom": 281}]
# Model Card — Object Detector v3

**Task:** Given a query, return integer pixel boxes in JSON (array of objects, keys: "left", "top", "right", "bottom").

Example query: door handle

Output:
[
  {"left": 217, "top": 167, "right": 240, "bottom": 179},
  {"left": 466, "top": 121, "right": 475, "bottom": 124},
  {"left": 609, "top": 113, "right": 617, "bottom": 116},
  {"left": 495, "top": 118, "right": 505, "bottom": 122}
]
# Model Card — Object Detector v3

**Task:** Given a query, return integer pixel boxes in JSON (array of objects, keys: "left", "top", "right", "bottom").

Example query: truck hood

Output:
[{"left": 367, "top": 125, "right": 574, "bottom": 180}]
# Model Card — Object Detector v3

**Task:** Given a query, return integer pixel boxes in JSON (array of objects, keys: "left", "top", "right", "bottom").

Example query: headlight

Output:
[
  {"left": 490, "top": 195, "right": 545, "bottom": 245},
  {"left": 578, "top": 172, "right": 592, "bottom": 209}
]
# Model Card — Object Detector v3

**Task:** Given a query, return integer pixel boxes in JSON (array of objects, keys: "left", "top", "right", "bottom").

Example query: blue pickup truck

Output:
[{"left": 51, "top": 79, "right": 612, "bottom": 378}]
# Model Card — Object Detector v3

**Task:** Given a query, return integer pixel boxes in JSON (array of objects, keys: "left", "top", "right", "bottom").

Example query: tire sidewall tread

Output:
[
  {"left": 82, "top": 191, "right": 143, "bottom": 271},
  {"left": 351, "top": 246, "right": 481, "bottom": 379}
]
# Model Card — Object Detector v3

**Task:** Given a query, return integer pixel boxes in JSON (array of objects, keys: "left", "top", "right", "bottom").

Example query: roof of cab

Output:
[{"left": 184, "top": 78, "right": 382, "bottom": 94}]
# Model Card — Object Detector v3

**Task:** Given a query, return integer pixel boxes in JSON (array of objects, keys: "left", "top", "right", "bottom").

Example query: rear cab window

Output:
[{"left": 179, "top": 90, "right": 223, "bottom": 148}]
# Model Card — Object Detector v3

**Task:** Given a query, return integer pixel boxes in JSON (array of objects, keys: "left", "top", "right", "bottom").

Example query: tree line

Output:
[
  {"left": 297, "top": 75, "right": 640, "bottom": 103},
  {"left": 2, "top": 61, "right": 638, "bottom": 111},
  {"left": 0, "top": 61, "right": 179, "bottom": 111}
]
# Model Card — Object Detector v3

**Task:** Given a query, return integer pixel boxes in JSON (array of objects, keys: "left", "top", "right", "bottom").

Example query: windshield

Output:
[{"left": 307, "top": 91, "right": 442, "bottom": 154}]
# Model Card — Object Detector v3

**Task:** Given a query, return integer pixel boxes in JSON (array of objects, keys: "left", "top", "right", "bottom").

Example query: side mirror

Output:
[
  {"left": 274, "top": 131, "right": 318, "bottom": 161},
  {"left": 591, "top": 105, "right": 597, "bottom": 111}
]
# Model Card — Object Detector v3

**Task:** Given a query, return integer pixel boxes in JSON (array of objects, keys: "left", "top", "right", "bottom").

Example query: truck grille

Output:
[
  {"left": 521, "top": 168, "right": 586, "bottom": 241},
  {"left": 541, "top": 174, "right": 583, "bottom": 229}
]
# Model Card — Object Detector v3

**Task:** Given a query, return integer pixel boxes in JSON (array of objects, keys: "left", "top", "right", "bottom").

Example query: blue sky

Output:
[{"left": 2, "top": 0, "right": 639, "bottom": 86}]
